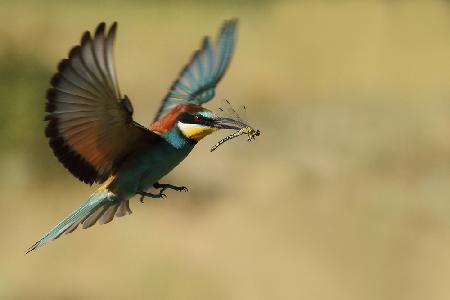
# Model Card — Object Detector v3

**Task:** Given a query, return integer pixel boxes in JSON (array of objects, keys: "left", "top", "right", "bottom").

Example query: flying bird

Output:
[{"left": 27, "top": 20, "right": 245, "bottom": 253}]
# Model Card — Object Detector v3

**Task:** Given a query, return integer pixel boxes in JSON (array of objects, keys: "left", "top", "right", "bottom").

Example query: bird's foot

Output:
[
  {"left": 153, "top": 182, "right": 189, "bottom": 194},
  {"left": 137, "top": 191, "right": 167, "bottom": 203}
]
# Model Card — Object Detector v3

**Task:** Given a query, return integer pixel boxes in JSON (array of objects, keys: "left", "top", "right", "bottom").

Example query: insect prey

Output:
[{"left": 210, "top": 99, "right": 260, "bottom": 152}]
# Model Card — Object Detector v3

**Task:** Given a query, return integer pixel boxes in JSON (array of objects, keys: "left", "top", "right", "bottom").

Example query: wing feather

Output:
[
  {"left": 153, "top": 19, "right": 238, "bottom": 121},
  {"left": 45, "top": 22, "right": 159, "bottom": 185}
]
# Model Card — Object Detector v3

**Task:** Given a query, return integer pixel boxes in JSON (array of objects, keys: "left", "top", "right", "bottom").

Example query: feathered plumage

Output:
[
  {"left": 154, "top": 19, "right": 238, "bottom": 120},
  {"left": 45, "top": 22, "right": 158, "bottom": 185},
  {"left": 28, "top": 19, "right": 243, "bottom": 253}
]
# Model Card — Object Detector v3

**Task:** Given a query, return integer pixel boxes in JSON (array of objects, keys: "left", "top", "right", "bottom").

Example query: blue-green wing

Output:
[{"left": 154, "top": 19, "right": 238, "bottom": 121}]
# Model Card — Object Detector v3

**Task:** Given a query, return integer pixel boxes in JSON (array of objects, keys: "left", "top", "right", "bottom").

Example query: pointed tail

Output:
[{"left": 26, "top": 188, "right": 132, "bottom": 254}]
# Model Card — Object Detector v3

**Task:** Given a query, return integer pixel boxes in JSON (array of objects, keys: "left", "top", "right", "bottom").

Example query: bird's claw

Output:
[
  {"left": 153, "top": 183, "right": 189, "bottom": 193},
  {"left": 138, "top": 183, "right": 188, "bottom": 203},
  {"left": 174, "top": 186, "right": 188, "bottom": 192},
  {"left": 138, "top": 191, "right": 166, "bottom": 203}
]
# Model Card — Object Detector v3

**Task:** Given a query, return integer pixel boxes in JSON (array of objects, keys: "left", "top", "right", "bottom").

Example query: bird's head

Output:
[
  {"left": 176, "top": 109, "right": 219, "bottom": 141},
  {"left": 150, "top": 104, "right": 246, "bottom": 142}
]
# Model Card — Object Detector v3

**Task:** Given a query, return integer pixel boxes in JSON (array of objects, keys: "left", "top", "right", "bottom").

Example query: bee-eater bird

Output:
[{"left": 27, "top": 19, "right": 245, "bottom": 253}]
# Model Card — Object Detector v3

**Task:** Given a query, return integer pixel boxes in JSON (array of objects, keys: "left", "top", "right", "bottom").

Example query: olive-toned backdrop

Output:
[{"left": 1, "top": 1, "right": 450, "bottom": 299}]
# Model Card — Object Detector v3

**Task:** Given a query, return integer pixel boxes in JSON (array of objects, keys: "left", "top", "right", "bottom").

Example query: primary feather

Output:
[
  {"left": 45, "top": 22, "right": 156, "bottom": 185},
  {"left": 154, "top": 19, "right": 238, "bottom": 121}
]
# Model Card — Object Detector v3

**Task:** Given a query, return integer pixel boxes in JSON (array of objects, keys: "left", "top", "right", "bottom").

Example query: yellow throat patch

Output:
[{"left": 177, "top": 122, "right": 217, "bottom": 141}]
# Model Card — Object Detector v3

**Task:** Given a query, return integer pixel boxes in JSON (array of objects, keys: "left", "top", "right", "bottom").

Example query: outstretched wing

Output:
[
  {"left": 154, "top": 19, "right": 238, "bottom": 121},
  {"left": 45, "top": 22, "right": 157, "bottom": 185}
]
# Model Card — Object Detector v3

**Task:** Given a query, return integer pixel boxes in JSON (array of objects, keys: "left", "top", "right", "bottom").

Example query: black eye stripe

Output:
[
  {"left": 179, "top": 112, "right": 212, "bottom": 125},
  {"left": 178, "top": 112, "right": 195, "bottom": 123}
]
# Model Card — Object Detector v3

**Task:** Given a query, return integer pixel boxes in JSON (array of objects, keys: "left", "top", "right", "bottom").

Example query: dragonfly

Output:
[{"left": 210, "top": 99, "right": 260, "bottom": 152}]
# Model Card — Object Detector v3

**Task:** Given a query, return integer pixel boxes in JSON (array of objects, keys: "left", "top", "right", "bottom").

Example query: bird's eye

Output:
[{"left": 194, "top": 115, "right": 203, "bottom": 122}]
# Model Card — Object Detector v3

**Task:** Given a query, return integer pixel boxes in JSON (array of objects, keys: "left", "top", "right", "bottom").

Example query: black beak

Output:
[{"left": 212, "top": 117, "right": 248, "bottom": 130}]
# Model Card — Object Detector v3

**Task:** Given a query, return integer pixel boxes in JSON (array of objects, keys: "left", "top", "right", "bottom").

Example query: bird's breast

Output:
[{"left": 109, "top": 142, "right": 195, "bottom": 198}]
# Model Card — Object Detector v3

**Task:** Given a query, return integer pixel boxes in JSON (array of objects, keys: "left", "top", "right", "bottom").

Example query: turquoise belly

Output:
[{"left": 110, "top": 142, "right": 195, "bottom": 199}]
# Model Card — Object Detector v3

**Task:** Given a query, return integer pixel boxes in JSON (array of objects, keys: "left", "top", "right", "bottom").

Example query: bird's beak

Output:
[{"left": 211, "top": 116, "right": 248, "bottom": 130}]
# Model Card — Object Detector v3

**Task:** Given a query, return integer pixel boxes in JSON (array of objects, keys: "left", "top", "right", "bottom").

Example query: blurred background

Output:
[{"left": 1, "top": 0, "right": 450, "bottom": 299}]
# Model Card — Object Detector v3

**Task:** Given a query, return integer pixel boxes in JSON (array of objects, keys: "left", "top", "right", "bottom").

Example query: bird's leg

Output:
[
  {"left": 138, "top": 183, "right": 188, "bottom": 203},
  {"left": 153, "top": 182, "right": 189, "bottom": 194},
  {"left": 137, "top": 191, "right": 166, "bottom": 203}
]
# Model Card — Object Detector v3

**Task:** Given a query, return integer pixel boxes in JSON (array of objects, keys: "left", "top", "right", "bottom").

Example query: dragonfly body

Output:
[{"left": 26, "top": 20, "right": 256, "bottom": 253}]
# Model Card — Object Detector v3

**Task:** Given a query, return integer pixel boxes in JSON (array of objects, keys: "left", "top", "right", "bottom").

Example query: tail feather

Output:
[
  {"left": 26, "top": 189, "right": 132, "bottom": 254},
  {"left": 116, "top": 200, "right": 132, "bottom": 217},
  {"left": 82, "top": 206, "right": 109, "bottom": 229},
  {"left": 99, "top": 205, "right": 119, "bottom": 225},
  {"left": 64, "top": 222, "right": 80, "bottom": 235}
]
